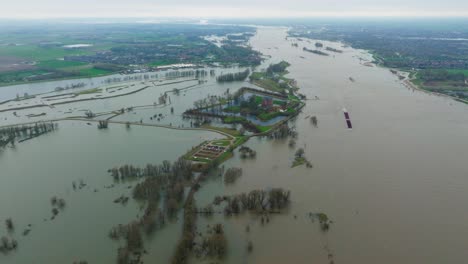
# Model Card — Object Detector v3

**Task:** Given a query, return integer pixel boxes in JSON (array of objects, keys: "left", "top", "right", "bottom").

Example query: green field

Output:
[
  {"left": 72, "top": 67, "right": 112, "bottom": 76},
  {"left": 223, "top": 106, "right": 241, "bottom": 113},
  {"left": 0, "top": 45, "right": 93, "bottom": 61},
  {"left": 223, "top": 116, "right": 246, "bottom": 124},
  {"left": 410, "top": 69, "right": 468, "bottom": 102},
  {"left": 0, "top": 41, "right": 115, "bottom": 85},
  {"left": 249, "top": 72, "right": 265, "bottom": 80},
  {"left": 211, "top": 140, "right": 231, "bottom": 146},
  {"left": 253, "top": 79, "right": 284, "bottom": 93},
  {"left": 258, "top": 111, "right": 282, "bottom": 121},
  {"left": 37, "top": 60, "right": 87, "bottom": 69},
  {"left": 149, "top": 59, "right": 179, "bottom": 66},
  {"left": 414, "top": 69, "right": 468, "bottom": 90},
  {"left": 446, "top": 69, "right": 468, "bottom": 75},
  {"left": 255, "top": 125, "right": 272, "bottom": 133}
]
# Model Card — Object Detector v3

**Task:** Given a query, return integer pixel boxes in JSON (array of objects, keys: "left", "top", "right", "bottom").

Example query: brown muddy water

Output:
[
  {"left": 193, "top": 27, "right": 468, "bottom": 264},
  {"left": 1, "top": 27, "right": 468, "bottom": 264}
]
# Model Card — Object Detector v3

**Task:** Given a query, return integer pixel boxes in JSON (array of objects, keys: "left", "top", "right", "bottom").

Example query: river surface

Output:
[
  {"left": 1, "top": 26, "right": 468, "bottom": 264},
  {"left": 194, "top": 27, "right": 468, "bottom": 264}
]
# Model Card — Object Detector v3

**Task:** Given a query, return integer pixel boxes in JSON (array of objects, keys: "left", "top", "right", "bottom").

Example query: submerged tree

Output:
[
  {"left": 5, "top": 218, "right": 14, "bottom": 231},
  {"left": 224, "top": 167, "right": 243, "bottom": 184}
]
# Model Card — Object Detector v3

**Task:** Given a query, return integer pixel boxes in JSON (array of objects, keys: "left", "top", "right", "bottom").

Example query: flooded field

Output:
[
  {"left": 1, "top": 26, "right": 468, "bottom": 264},
  {"left": 0, "top": 121, "right": 220, "bottom": 263}
]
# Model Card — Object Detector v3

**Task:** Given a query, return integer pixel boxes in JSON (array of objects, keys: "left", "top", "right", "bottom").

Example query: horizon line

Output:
[{"left": 1, "top": 15, "right": 468, "bottom": 21}]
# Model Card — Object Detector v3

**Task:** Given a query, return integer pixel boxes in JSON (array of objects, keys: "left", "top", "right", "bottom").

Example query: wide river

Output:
[
  {"left": 0, "top": 27, "right": 468, "bottom": 264},
  {"left": 194, "top": 27, "right": 468, "bottom": 264}
]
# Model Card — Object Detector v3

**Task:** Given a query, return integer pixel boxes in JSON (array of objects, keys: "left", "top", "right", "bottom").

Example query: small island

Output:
[{"left": 303, "top": 47, "right": 329, "bottom": 56}]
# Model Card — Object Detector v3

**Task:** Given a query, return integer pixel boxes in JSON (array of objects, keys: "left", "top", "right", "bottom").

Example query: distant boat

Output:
[
  {"left": 343, "top": 108, "right": 350, "bottom": 119},
  {"left": 349, "top": 77, "right": 355, "bottom": 82},
  {"left": 343, "top": 108, "right": 352, "bottom": 129}
]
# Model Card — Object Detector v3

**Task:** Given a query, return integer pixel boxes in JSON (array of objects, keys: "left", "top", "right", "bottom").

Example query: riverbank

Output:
[{"left": 395, "top": 70, "right": 468, "bottom": 104}]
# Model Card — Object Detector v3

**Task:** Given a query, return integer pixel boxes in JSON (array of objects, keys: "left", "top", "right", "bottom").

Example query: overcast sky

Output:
[{"left": 2, "top": 0, "right": 468, "bottom": 19}]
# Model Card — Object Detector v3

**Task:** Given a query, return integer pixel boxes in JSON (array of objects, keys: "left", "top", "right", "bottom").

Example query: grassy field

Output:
[
  {"left": 410, "top": 69, "right": 468, "bottom": 103},
  {"left": 149, "top": 59, "right": 179, "bottom": 66},
  {"left": 211, "top": 140, "right": 231, "bottom": 146},
  {"left": 250, "top": 71, "right": 294, "bottom": 93},
  {"left": 446, "top": 69, "right": 468, "bottom": 75},
  {"left": 37, "top": 60, "right": 113, "bottom": 76},
  {"left": 258, "top": 111, "right": 281, "bottom": 121},
  {"left": 253, "top": 79, "right": 284, "bottom": 93},
  {"left": 0, "top": 45, "right": 85, "bottom": 61},
  {"left": 223, "top": 105, "right": 241, "bottom": 113},
  {"left": 200, "top": 124, "right": 240, "bottom": 137},
  {"left": 223, "top": 116, "right": 246, "bottom": 124},
  {"left": 0, "top": 69, "right": 48, "bottom": 79},
  {"left": 36, "top": 60, "right": 87, "bottom": 69},
  {"left": 256, "top": 125, "right": 272, "bottom": 133},
  {"left": 413, "top": 69, "right": 468, "bottom": 90},
  {"left": 72, "top": 67, "right": 112, "bottom": 76},
  {"left": 0, "top": 40, "right": 116, "bottom": 85},
  {"left": 249, "top": 72, "right": 265, "bottom": 80}
]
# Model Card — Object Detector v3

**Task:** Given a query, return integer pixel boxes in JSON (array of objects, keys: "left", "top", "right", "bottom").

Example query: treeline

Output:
[
  {"left": 216, "top": 69, "right": 250, "bottom": 82},
  {"left": 108, "top": 159, "right": 192, "bottom": 181},
  {"left": 214, "top": 188, "right": 291, "bottom": 215},
  {"left": 0, "top": 122, "right": 58, "bottom": 148}
]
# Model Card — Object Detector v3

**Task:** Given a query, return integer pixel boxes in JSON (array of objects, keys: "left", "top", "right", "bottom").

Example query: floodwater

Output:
[
  {"left": 0, "top": 66, "right": 248, "bottom": 103},
  {"left": 192, "top": 27, "right": 468, "bottom": 264},
  {"left": 0, "top": 121, "right": 220, "bottom": 263},
  {"left": 1, "top": 26, "right": 468, "bottom": 264},
  {"left": 0, "top": 67, "right": 257, "bottom": 127}
]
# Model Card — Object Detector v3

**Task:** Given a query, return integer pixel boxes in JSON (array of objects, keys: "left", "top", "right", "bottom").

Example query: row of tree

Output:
[
  {"left": 109, "top": 159, "right": 192, "bottom": 182},
  {"left": 215, "top": 188, "right": 291, "bottom": 215},
  {"left": 216, "top": 69, "right": 250, "bottom": 82},
  {"left": 0, "top": 122, "right": 58, "bottom": 148}
]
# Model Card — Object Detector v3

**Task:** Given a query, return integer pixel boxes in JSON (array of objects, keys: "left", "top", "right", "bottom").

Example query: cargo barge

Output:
[{"left": 343, "top": 108, "right": 352, "bottom": 129}]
